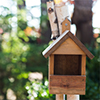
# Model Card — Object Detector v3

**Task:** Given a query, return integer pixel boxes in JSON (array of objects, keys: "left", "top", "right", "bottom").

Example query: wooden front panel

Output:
[
  {"left": 49, "top": 75, "right": 86, "bottom": 95},
  {"left": 54, "top": 55, "right": 81, "bottom": 75},
  {"left": 53, "top": 38, "right": 86, "bottom": 55}
]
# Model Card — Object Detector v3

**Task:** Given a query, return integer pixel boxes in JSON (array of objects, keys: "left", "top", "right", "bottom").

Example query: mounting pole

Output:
[
  {"left": 67, "top": 95, "right": 79, "bottom": 100},
  {"left": 51, "top": 1, "right": 80, "bottom": 100},
  {"left": 56, "top": 94, "right": 64, "bottom": 100}
]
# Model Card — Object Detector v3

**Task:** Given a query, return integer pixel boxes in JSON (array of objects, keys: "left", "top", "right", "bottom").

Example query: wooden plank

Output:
[
  {"left": 68, "top": 32, "right": 94, "bottom": 59},
  {"left": 42, "top": 31, "right": 94, "bottom": 59},
  {"left": 48, "top": 57, "right": 50, "bottom": 80},
  {"left": 49, "top": 55, "right": 54, "bottom": 75},
  {"left": 42, "top": 30, "right": 69, "bottom": 58},
  {"left": 50, "top": 87, "right": 85, "bottom": 95},
  {"left": 67, "top": 95, "right": 80, "bottom": 100},
  {"left": 49, "top": 55, "right": 54, "bottom": 92},
  {"left": 50, "top": 75, "right": 86, "bottom": 89},
  {"left": 53, "top": 38, "right": 85, "bottom": 55},
  {"left": 56, "top": 94, "right": 64, "bottom": 100},
  {"left": 49, "top": 75, "right": 86, "bottom": 95},
  {"left": 81, "top": 55, "right": 86, "bottom": 75}
]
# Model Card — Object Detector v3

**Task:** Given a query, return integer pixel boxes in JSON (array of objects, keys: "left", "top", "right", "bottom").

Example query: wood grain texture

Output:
[
  {"left": 62, "top": 18, "right": 71, "bottom": 33},
  {"left": 53, "top": 38, "right": 85, "bottom": 55},
  {"left": 81, "top": 55, "right": 86, "bottom": 75},
  {"left": 54, "top": 55, "right": 81, "bottom": 75},
  {"left": 67, "top": 95, "right": 79, "bottom": 100},
  {"left": 42, "top": 31, "right": 94, "bottom": 59},
  {"left": 56, "top": 94, "right": 64, "bottom": 100},
  {"left": 67, "top": 32, "right": 94, "bottom": 59},
  {"left": 49, "top": 75, "right": 86, "bottom": 95},
  {"left": 49, "top": 55, "right": 54, "bottom": 92},
  {"left": 42, "top": 30, "right": 69, "bottom": 58},
  {"left": 49, "top": 55, "right": 54, "bottom": 75},
  {"left": 50, "top": 87, "right": 85, "bottom": 95},
  {"left": 48, "top": 57, "right": 50, "bottom": 81}
]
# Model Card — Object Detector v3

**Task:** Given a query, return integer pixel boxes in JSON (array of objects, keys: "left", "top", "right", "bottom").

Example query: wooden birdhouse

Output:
[
  {"left": 61, "top": 17, "right": 71, "bottom": 33},
  {"left": 42, "top": 31, "right": 94, "bottom": 95}
]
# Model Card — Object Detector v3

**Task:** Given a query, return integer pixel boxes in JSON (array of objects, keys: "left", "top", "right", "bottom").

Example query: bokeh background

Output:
[{"left": 0, "top": 0, "right": 99, "bottom": 100}]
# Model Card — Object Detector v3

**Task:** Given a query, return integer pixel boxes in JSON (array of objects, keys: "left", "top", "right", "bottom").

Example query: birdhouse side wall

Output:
[
  {"left": 81, "top": 55, "right": 86, "bottom": 75},
  {"left": 49, "top": 54, "right": 54, "bottom": 92}
]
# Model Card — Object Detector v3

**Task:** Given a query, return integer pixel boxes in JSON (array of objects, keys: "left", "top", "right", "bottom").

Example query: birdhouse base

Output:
[{"left": 49, "top": 75, "right": 86, "bottom": 95}]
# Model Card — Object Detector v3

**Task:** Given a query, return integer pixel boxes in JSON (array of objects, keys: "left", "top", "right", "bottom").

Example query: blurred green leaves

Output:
[
  {"left": 26, "top": 79, "right": 54, "bottom": 100},
  {"left": 81, "top": 44, "right": 100, "bottom": 100},
  {"left": 0, "top": 1, "right": 47, "bottom": 99},
  {"left": 0, "top": 0, "right": 99, "bottom": 100}
]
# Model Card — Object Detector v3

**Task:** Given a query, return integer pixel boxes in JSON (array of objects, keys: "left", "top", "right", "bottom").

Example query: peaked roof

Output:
[
  {"left": 42, "top": 31, "right": 94, "bottom": 59},
  {"left": 61, "top": 17, "right": 71, "bottom": 24}
]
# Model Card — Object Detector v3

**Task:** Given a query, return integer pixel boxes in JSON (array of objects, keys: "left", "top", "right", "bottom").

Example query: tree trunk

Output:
[{"left": 72, "top": 0, "right": 94, "bottom": 45}]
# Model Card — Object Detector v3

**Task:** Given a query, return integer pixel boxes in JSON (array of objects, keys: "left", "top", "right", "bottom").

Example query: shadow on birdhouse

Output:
[{"left": 42, "top": 31, "right": 94, "bottom": 95}]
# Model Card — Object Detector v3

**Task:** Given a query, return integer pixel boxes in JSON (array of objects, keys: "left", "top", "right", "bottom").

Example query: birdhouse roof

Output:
[{"left": 42, "top": 31, "right": 94, "bottom": 59}]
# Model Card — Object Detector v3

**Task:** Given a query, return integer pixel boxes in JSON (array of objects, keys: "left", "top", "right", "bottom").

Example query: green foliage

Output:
[
  {"left": 26, "top": 44, "right": 100, "bottom": 100},
  {"left": 0, "top": 0, "right": 99, "bottom": 100},
  {"left": 0, "top": 1, "right": 48, "bottom": 99},
  {"left": 0, "top": 29, "right": 48, "bottom": 99},
  {"left": 0, "top": 32, "right": 28, "bottom": 99},
  {"left": 81, "top": 44, "right": 100, "bottom": 100},
  {"left": 25, "top": 43, "right": 48, "bottom": 75},
  {"left": 0, "top": 6, "right": 13, "bottom": 33},
  {"left": 26, "top": 79, "right": 54, "bottom": 100}
]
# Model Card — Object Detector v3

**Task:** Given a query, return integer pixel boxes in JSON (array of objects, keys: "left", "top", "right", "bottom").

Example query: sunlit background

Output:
[
  {"left": 0, "top": 0, "right": 100, "bottom": 100},
  {"left": 0, "top": 0, "right": 100, "bottom": 30}
]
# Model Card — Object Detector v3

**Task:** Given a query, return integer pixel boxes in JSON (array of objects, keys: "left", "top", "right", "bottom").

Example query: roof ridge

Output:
[
  {"left": 42, "top": 30, "right": 70, "bottom": 57},
  {"left": 42, "top": 31, "right": 94, "bottom": 59}
]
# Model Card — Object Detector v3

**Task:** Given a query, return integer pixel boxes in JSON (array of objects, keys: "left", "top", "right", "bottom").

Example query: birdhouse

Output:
[
  {"left": 61, "top": 17, "right": 71, "bottom": 33},
  {"left": 42, "top": 31, "right": 94, "bottom": 95}
]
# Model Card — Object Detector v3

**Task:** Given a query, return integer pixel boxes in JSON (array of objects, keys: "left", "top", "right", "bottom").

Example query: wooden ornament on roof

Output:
[{"left": 61, "top": 17, "right": 71, "bottom": 33}]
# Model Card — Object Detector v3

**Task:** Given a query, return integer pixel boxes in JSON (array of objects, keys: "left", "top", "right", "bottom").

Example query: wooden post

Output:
[
  {"left": 67, "top": 95, "right": 79, "bottom": 100},
  {"left": 54, "top": 1, "right": 68, "bottom": 100},
  {"left": 56, "top": 94, "right": 64, "bottom": 100},
  {"left": 66, "top": 31, "right": 81, "bottom": 100}
]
